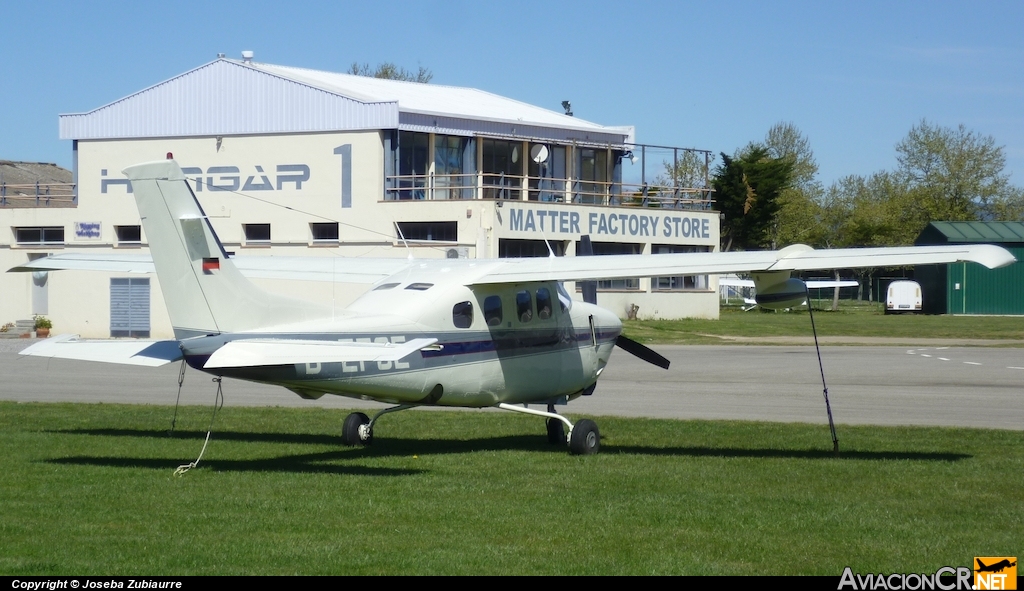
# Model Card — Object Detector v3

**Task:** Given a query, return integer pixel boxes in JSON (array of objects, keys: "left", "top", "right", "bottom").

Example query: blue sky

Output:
[{"left": 2, "top": 0, "right": 1022, "bottom": 188}]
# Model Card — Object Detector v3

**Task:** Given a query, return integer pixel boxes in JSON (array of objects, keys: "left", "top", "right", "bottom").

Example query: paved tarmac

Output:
[{"left": 1, "top": 339, "right": 1021, "bottom": 430}]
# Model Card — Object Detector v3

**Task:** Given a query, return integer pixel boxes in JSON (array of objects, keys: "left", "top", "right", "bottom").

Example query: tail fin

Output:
[{"left": 124, "top": 160, "right": 329, "bottom": 339}]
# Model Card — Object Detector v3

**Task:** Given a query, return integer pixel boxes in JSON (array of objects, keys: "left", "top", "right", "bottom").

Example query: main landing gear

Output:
[
  {"left": 498, "top": 403, "right": 600, "bottom": 455},
  {"left": 341, "top": 403, "right": 601, "bottom": 456},
  {"left": 341, "top": 405, "right": 413, "bottom": 447}
]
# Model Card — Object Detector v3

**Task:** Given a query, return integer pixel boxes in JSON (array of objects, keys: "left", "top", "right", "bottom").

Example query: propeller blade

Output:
[
  {"left": 615, "top": 335, "right": 670, "bottom": 370},
  {"left": 578, "top": 235, "right": 597, "bottom": 305}
]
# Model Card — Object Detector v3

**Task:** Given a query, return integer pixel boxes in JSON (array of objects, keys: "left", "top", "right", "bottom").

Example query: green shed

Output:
[{"left": 915, "top": 221, "right": 1024, "bottom": 314}]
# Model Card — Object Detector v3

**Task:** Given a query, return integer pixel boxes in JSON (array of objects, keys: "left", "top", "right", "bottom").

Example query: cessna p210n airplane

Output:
[{"left": 14, "top": 160, "right": 1017, "bottom": 455}]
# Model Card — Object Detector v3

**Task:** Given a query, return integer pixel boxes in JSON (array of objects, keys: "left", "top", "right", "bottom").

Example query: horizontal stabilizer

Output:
[
  {"left": 203, "top": 337, "right": 439, "bottom": 369},
  {"left": 8, "top": 254, "right": 155, "bottom": 274},
  {"left": 19, "top": 334, "right": 183, "bottom": 367}
]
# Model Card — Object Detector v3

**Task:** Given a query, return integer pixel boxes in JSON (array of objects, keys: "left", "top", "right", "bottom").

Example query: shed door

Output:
[{"left": 110, "top": 278, "right": 150, "bottom": 337}]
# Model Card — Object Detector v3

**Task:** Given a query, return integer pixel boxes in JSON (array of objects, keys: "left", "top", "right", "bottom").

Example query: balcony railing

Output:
[
  {"left": 0, "top": 182, "right": 77, "bottom": 208},
  {"left": 385, "top": 173, "right": 712, "bottom": 210}
]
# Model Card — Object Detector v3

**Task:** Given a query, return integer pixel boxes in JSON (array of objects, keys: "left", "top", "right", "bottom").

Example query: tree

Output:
[
  {"left": 759, "top": 123, "right": 825, "bottom": 248},
  {"left": 987, "top": 186, "right": 1024, "bottom": 221},
  {"left": 657, "top": 149, "right": 712, "bottom": 190},
  {"left": 713, "top": 145, "right": 794, "bottom": 251},
  {"left": 348, "top": 62, "right": 433, "bottom": 83},
  {"left": 763, "top": 122, "right": 819, "bottom": 191},
  {"left": 895, "top": 120, "right": 1011, "bottom": 221}
]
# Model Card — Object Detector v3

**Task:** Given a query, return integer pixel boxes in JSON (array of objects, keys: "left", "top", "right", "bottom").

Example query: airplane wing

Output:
[
  {"left": 9, "top": 253, "right": 412, "bottom": 284},
  {"left": 203, "top": 337, "right": 439, "bottom": 369},
  {"left": 19, "top": 334, "right": 183, "bottom": 366},
  {"left": 10, "top": 244, "right": 1014, "bottom": 287},
  {"left": 462, "top": 244, "right": 1016, "bottom": 284}
]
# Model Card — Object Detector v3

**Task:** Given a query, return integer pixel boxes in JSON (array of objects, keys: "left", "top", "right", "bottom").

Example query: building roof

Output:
[
  {"left": 252, "top": 62, "right": 622, "bottom": 134},
  {"left": 60, "top": 57, "right": 633, "bottom": 146},
  {"left": 916, "top": 221, "right": 1024, "bottom": 245}
]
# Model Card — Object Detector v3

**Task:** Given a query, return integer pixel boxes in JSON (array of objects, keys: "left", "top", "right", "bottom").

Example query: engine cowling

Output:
[{"left": 751, "top": 272, "right": 807, "bottom": 310}]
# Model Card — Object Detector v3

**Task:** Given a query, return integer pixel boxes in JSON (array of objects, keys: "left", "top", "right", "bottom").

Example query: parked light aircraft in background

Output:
[
  {"left": 13, "top": 160, "right": 1017, "bottom": 454},
  {"left": 718, "top": 275, "right": 859, "bottom": 311}
]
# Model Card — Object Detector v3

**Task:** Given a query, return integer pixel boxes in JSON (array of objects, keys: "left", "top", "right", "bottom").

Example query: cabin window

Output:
[
  {"left": 406, "top": 283, "right": 433, "bottom": 291},
  {"left": 453, "top": 301, "right": 473, "bottom": 329},
  {"left": 536, "top": 288, "right": 553, "bottom": 320},
  {"left": 516, "top": 290, "right": 533, "bottom": 323},
  {"left": 373, "top": 283, "right": 400, "bottom": 291},
  {"left": 484, "top": 295, "right": 503, "bottom": 326}
]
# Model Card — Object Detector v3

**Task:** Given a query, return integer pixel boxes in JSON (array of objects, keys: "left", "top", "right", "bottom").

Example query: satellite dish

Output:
[
  {"left": 530, "top": 144, "right": 549, "bottom": 164},
  {"left": 511, "top": 146, "right": 519, "bottom": 164}
]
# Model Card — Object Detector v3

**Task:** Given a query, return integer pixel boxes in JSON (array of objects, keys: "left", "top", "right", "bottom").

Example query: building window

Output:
[
  {"left": 498, "top": 239, "right": 565, "bottom": 258},
  {"left": 577, "top": 241, "right": 641, "bottom": 290},
  {"left": 434, "top": 135, "right": 473, "bottom": 200},
  {"left": 577, "top": 148, "right": 609, "bottom": 204},
  {"left": 115, "top": 225, "right": 142, "bottom": 247},
  {"left": 396, "top": 131, "right": 429, "bottom": 200},
  {"left": 482, "top": 138, "right": 523, "bottom": 200},
  {"left": 310, "top": 222, "right": 339, "bottom": 244},
  {"left": 15, "top": 226, "right": 64, "bottom": 246},
  {"left": 652, "top": 245, "right": 710, "bottom": 290},
  {"left": 395, "top": 221, "right": 457, "bottom": 242},
  {"left": 243, "top": 223, "right": 271, "bottom": 246}
]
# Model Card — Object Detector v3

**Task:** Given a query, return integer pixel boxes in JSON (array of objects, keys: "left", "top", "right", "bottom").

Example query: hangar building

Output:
[
  {"left": 2, "top": 53, "right": 719, "bottom": 338},
  {"left": 915, "top": 221, "right": 1024, "bottom": 315}
]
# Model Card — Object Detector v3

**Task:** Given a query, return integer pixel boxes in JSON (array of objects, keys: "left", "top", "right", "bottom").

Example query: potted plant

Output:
[{"left": 34, "top": 316, "right": 52, "bottom": 338}]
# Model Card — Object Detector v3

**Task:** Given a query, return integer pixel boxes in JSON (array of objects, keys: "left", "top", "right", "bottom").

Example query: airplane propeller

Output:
[
  {"left": 615, "top": 334, "right": 670, "bottom": 369},
  {"left": 577, "top": 235, "right": 669, "bottom": 370}
]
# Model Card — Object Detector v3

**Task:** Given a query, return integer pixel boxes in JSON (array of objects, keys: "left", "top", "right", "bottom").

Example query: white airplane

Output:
[
  {"left": 13, "top": 159, "right": 1017, "bottom": 455},
  {"left": 718, "top": 275, "right": 859, "bottom": 311}
]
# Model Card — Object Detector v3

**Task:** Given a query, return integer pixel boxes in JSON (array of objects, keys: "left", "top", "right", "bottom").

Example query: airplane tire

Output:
[
  {"left": 546, "top": 418, "right": 565, "bottom": 445},
  {"left": 569, "top": 419, "right": 600, "bottom": 455},
  {"left": 342, "top": 412, "right": 371, "bottom": 446}
]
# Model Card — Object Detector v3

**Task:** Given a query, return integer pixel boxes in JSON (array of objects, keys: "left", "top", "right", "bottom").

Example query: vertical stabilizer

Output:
[{"left": 123, "top": 160, "right": 329, "bottom": 339}]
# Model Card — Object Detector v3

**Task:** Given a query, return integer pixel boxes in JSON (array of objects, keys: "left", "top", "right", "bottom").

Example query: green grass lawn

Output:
[
  {"left": 622, "top": 301, "right": 1024, "bottom": 344},
  {"left": 1, "top": 402, "right": 1019, "bottom": 575}
]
